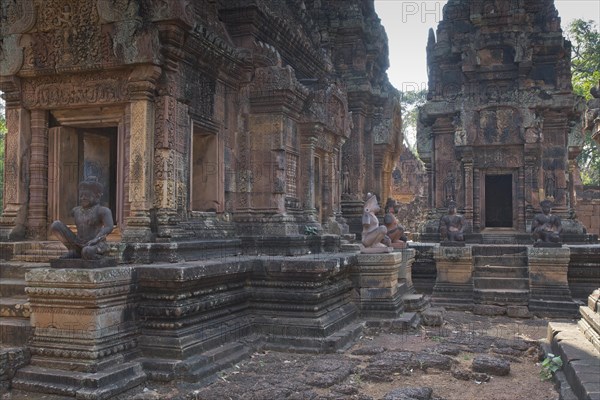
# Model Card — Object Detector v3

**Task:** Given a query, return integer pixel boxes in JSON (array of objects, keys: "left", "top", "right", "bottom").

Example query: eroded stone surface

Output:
[{"left": 472, "top": 355, "right": 511, "bottom": 376}]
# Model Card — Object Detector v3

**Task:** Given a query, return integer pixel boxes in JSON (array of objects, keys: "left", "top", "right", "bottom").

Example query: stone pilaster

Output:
[
  {"left": 15, "top": 265, "right": 145, "bottom": 399},
  {"left": 432, "top": 245, "right": 474, "bottom": 310},
  {"left": 301, "top": 136, "right": 318, "bottom": 217},
  {"left": 27, "top": 109, "right": 48, "bottom": 240},
  {"left": 528, "top": 246, "right": 578, "bottom": 317},
  {"left": 353, "top": 252, "right": 406, "bottom": 318},
  {"left": 122, "top": 66, "right": 161, "bottom": 243},
  {"left": 463, "top": 160, "right": 473, "bottom": 223},
  {"left": 398, "top": 248, "right": 416, "bottom": 293},
  {"left": 0, "top": 106, "right": 30, "bottom": 241}
]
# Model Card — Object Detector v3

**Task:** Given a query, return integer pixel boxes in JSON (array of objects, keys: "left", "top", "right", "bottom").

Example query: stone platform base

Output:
[
  {"left": 49, "top": 258, "right": 117, "bottom": 269},
  {"left": 547, "top": 322, "right": 600, "bottom": 400},
  {"left": 12, "top": 362, "right": 146, "bottom": 399}
]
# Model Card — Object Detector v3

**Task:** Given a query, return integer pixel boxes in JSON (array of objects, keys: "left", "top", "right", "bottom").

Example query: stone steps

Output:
[
  {"left": 473, "top": 255, "right": 528, "bottom": 268},
  {"left": 141, "top": 341, "right": 252, "bottom": 383},
  {"left": 471, "top": 246, "right": 529, "bottom": 307},
  {"left": 548, "top": 321, "right": 600, "bottom": 400},
  {"left": 474, "top": 289, "right": 529, "bottom": 305},
  {"left": 0, "top": 262, "right": 45, "bottom": 347},
  {"left": 0, "top": 318, "right": 31, "bottom": 346},
  {"left": 0, "top": 297, "right": 30, "bottom": 319},
  {"left": 185, "top": 342, "right": 252, "bottom": 383},
  {"left": 474, "top": 265, "right": 528, "bottom": 278},
  {"left": 474, "top": 277, "right": 529, "bottom": 290},
  {"left": 0, "top": 278, "right": 26, "bottom": 298},
  {"left": 578, "top": 307, "right": 600, "bottom": 353},
  {"left": 12, "top": 361, "right": 146, "bottom": 399}
]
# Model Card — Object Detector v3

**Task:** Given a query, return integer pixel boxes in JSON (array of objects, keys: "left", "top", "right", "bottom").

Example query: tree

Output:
[
  {"left": 399, "top": 89, "right": 427, "bottom": 152},
  {"left": 568, "top": 19, "right": 600, "bottom": 185}
]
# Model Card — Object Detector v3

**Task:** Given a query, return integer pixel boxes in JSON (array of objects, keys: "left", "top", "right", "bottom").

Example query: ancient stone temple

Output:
[
  {"left": 0, "top": 1, "right": 416, "bottom": 398},
  {"left": 417, "top": 0, "right": 587, "bottom": 242},
  {"left": 0, "top": 0, "right": 401, "bottom": 255}
]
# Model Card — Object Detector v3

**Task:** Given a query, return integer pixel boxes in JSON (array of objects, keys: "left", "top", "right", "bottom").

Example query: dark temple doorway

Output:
[
  {"left": 48, "top": 127, "right": 118, "bottom": 225},
  {"left": 485, "top": 174, "right": 513, "bottom": 228}
]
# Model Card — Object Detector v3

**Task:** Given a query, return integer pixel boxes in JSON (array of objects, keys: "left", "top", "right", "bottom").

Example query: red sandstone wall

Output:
[{"left": 576, "top": 186, "right": 600, "bottom": 236}]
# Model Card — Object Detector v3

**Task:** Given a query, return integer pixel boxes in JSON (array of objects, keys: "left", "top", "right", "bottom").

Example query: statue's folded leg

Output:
[{"left": 50, "top": 220, "right": 82, "bottom": 256}]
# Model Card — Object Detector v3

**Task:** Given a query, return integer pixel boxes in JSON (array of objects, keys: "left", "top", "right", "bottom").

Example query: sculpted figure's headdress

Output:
[
  {"left": 447, "top": 200, "right": 457, "bottom": 208},
  {"left": 79, "top": 179, "right": 104, "bottom": 196},
  {"left": 364, "top": 193, "right": 378, "bottom": 213},
  {"left": 540, "top": 199, "right": 553, "bottom": 208}
]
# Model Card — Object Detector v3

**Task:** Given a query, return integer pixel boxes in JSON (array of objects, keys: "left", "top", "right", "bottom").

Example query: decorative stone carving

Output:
[
  {"left": 361, "top": 194, "right": 391, "bottom": 253},
  {"left": 531, "top": 199, "right": 562, "bottom": 245},
  {"left": 50, "top": 180, "right": 114, "bottom": 260},
  {"left": 383, "top": 198, "right": 407, "bottom": 248},
  {"left": 439, "top": 201, "right": 465, "bottom": 244}
]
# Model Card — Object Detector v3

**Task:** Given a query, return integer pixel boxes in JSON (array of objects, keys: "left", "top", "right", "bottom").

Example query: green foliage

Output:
[
  {"left": 304, "top": 226, "right": 318, "bottom": 236},
  {"left": 568, "top": 19, "right": 600, "bottom": 100},
  {"left": 568, "top": 19, "right": 600, "bottom": 185},
  {"left": 540, "top": 353, "right": 563, "bottom": 381},
  {"left": 399, "top": 89, "right": 427, "bottom": 152}
]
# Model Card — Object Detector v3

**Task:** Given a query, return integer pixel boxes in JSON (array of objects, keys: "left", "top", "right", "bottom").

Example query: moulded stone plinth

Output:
[
  {"left": 353, "top": 252, "right": 406, "bottom": 318},
  {"left": 14, "top": 266, "right": 145, "bottom": 399},
  {"left": 528, "top": 246, "right": 578, "bottom": 317},
  {"left": 50, "top": 258, "right": 117, "bottom": 269},
  {"left": 432, "top": 246, "right": 473, "bottom": 310}
]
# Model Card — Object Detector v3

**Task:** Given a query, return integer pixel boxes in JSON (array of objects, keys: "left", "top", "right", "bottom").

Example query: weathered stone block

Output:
[{"left": 472, "top": 355, "right": 510, "bottom": 376}]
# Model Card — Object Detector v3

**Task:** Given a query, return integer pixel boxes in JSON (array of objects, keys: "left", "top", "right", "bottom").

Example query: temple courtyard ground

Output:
[{"left": 4, "top": 310, "right": 572, "bottom": 400}]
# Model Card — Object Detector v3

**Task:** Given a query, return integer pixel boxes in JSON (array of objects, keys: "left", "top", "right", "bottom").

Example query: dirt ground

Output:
[
  {"left": 156, "top": 310, "right": 558, "bottom": 400},
  {"left": 5, "top": 311, "right": 562, "bottom": 400}
]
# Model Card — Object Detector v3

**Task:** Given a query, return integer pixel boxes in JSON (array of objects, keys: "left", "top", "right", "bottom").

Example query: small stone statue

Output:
[
  {"left": 361, "top": 193, "right": 391, "bottom": 249},
  {"left": 439, "top": 200, "right": 465, "bottom": 242},
  {"left": 51, "top": 180, "right": 114, "bottom": 260},
  {"left": 383, "top": 198, "right": 408, "bottom": 247},
  {"left": 531, "top": 199, "right": 562, "bottom": 244},
  {"left": 443, "top": 172, "right": 456, "bottom": 206}
]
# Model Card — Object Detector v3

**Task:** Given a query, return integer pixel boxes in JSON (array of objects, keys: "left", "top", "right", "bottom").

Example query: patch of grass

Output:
[{"left": 540, "top": 353, "right": 563, "bottom": 381}]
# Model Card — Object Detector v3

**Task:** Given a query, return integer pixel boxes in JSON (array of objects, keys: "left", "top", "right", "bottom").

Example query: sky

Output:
[{"left": 374, "top": 0, "right": 600, "bottom": 93}]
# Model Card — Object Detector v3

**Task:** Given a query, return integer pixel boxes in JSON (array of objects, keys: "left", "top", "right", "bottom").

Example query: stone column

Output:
[
  {"left": 463, "top": 160, "right": 474, "bottom": 223},
  {"left": 153, "top": 95, "right": 182, "bottom": 240},
  {"left": 473, "top": 169, "right": 481, "bottom": 232},
  {"left": 122, "top": 66, "right": 161, "bottom": 242},
  {"left": 0, "top": 107, "right": 30, "bottom": 241},
  {"left": 432, "top": 245, "right": 474, "bottom": 310},
  {"left": 517, "top": 166, "right": 526, "bottom": 231},
  {"left": 18, "top": 265, "right": 145, "bottom": 398},
  {"left": 321, "top": 152, "right": 332, "bottom": 221},
  {"left": 27, "top": 110, "right": 49, "bottom": 240},
  {"left": 353, "top": 252, "right": 405, "bottom": 318},
  {"left": 528, "top": 246, "right": 578, "bottom": 317},
  {"left": 301, "top": 136, "right": 317, "bottom": 216}
]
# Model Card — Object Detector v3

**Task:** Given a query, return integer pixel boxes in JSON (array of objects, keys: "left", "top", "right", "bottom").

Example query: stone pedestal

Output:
[
  {"left": 353, "top": 252, "right": 406, "bottom": 318},
  {"left": 398, "top": 248, "right": 429, "bottom": 311},
  {"left": 432, "top": 246, "right": 473, "bottom": 310},
  {"left": 13, "top": 266, "right": 145, "bottom": 399},
  {"left": 528, "top": 246, "right": 578, "bottom": 317}
]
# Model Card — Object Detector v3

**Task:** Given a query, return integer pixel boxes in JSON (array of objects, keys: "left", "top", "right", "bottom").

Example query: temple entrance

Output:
[
  {"left": 48, "top": 127, "right": 118, "bottom": 225},
  {"left": 191, "top": 125, "right": 223, "bottom": 212},
  {"left": 484, "top": 174, "right": 513, "bottom": 227}
]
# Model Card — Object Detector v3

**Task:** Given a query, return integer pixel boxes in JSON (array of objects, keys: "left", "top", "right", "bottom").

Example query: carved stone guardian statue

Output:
[
  {"left": 439, "top": 200, "right": 465, "bottom": 245},
  {"left": 531, "top": 199, "right": 562, "bottom": 246},
  {"left": 51, "top": 180, "right": 114, "bottom": 261},
  {"left": 361, "top": 193, "right": 391, "bottom": 253},
  {"left": 383, "top": 198, "right": 408, "bottom": 248}
]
